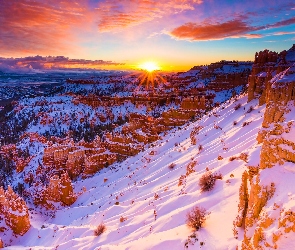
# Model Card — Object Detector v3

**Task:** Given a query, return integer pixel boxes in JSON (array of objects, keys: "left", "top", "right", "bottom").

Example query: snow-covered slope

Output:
[{"left": 5, "top": 93, "right": 265, "bottom": 249}]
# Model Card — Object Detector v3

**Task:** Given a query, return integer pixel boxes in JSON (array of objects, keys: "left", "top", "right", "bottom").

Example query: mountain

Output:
[{"left": 0, "top": 45, "right": 295, "bottom": 249}]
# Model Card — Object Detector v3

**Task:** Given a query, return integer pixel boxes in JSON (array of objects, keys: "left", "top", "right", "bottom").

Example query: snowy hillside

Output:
[{"left": 4, "top": 93, "right": 265, "bottom": 249}]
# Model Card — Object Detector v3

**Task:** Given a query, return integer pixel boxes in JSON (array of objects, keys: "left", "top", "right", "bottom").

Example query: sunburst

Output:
[{"left": 138, "top": 61, "right": 160, "bottom": 72}]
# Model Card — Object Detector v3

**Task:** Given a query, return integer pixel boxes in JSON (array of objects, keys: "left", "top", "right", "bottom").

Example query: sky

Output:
[{"left": 0, "top": 0, "right": 295, "bottom": 72}]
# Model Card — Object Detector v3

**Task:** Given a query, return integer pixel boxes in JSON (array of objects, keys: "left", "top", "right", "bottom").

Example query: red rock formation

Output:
[
  {"left": 66, "top": 150, "right": 85, "bottom": 179},
  {"left": 84, "top": 153, "right": 116, "bottom": 177},
  {"left": 0, "top": 186, "right": 30, "bottom": 235},
  {"left": 247, "top": 49, "right": 291, "bottom": 104},
  {"left": 0, "top": 144, "right": 33, "bottom": 173},
  {"left": 237, "top": 46, "right": 295, "bottom": 248},
  {"left": 35, "top": 173, "right": 77, "bottom": 209}
]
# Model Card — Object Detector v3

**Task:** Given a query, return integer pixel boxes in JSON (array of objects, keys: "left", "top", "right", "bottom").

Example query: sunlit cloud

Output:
[
  {"left": 168, "top": 19, "right": 263, "bottom": 41},
  {"left": 242, "top": 34, "right": 263, "bottom": 39},
  {"left": 0, "top": 0, "right": 88, "bottom": 56},
  {"left": 95, "top": 0, "right": 204, "bottom": 32},
  {"left": 268, "top": 16, "right": 295, "bottom": 28},
  {"left": 272, "top": 31, "right": 295, "bottom": 35},
  {"left": 168, "top": 10, "right": 295, "bottom": 42},
  {"left": 0, "top": 0, "right": 294, "bottom": 70},
  {"left": 0, "top": 56, "right": 124, "bottom": 73}
]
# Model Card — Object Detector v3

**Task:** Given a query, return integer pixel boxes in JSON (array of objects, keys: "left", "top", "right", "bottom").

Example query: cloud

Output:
[
  {"left": 268, "top": 16, "right": 295, "bottom": 28},
  {"left": 273, "top": 31, "right": 295, "bottom": 35},
  {"left": 0, "top": 0, "right": 88, "bottom": 56},
  {"left": 168, "top": 10, "right": 295, "bottom": 42},
  {"left": 168, "top": 19, "right": 263, "bottom": 41},
  {"left": 0, "top": 0, "right": 204, "bottom": 54},
  {"left": 242, "top": 34, "right": 263, "bottom": 39},
  {"left": 95, "top": 0, "right": 203, "bottom": 32},
  {"left": 0, "top": 56, "right": 123, "bottom": 73}
]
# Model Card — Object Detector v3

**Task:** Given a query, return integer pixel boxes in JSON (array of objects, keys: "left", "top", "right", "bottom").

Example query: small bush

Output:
[
  {"left": 246, "top": 106, "right": 254, "bottom": 113},
  {"left": 198, "top": 145, "right": 203, "bottom": 151},
  {"left": 214, "top": 172, "right": 223, "bottom": 180},
  {"left": 178, "top": 174, "right": 186, "bottom": 186},
  {"left": 217, "top": 155, "right": 223, "bottom": 160},
  {"left": 242, "top": 121, "right": 251, "bottom": 127},
  {"left": 239, "top": 153, "right": 248, "bottom": 162},
  {"left": 186, "top": 161, "right": 197, "bottom": 176},
  {"left": 168, "top": 163, "right": 176, "bottom": 170},
  {"left": 234, "top": 103, "right": 241, "bottom": 110},
  {"left": 186, "top": 206, "right": 208, "bottom": 231},
  {"left": 229, "top": 156, "right": 237, "bottom": 161},
  {"left": 233, "top": 121, "right": 238, "bottom": 126},
  {"left": 191, "top": 136, "right": 197, "bottom": 145},
  {"left": 120, "top": 216, "right": 127, "bottom": 223},
  {"left": 199, "top": 171, "right": 222, "bottom": 192},
  {"left": 94, "top": 223, "right": 106, "bottom": 236}
]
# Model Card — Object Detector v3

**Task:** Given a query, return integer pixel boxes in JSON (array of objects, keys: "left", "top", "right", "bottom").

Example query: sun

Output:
[{"left": 138, "top": 61, "right": 160, "bottom": 72}]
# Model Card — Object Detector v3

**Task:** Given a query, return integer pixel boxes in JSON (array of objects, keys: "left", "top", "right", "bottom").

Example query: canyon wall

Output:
[{"left": 236, "top": 44, "right": 295, "bottom": 249}]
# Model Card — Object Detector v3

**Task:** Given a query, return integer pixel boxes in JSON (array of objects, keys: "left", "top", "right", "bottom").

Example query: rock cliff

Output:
[{"left": 236, "top": 45, "right": 295, "bottom": 249}]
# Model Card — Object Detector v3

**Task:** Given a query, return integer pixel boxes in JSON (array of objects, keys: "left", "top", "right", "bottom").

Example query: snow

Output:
[
  {"left": 214, "top": 63, "right": 252, "bottom": 74},
  {"left": 3, "top": 94, "right": 268, "bottom": 249},
  {"left": 286, "top": 45, "right": 295, "bottom": 62},
  {"left": 271, "top": 63, "right": 295, "bottom": 85}
]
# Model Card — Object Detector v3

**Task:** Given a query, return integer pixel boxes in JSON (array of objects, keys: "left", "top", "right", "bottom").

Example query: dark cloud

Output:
[{"left": 0, "top": 56, "right": 123, "bottom": 72}]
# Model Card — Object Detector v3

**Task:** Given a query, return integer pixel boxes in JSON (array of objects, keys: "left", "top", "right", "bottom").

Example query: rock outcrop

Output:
[
  {"left": 0, "top": 186, "right": 30, "bottom": 235},
  {"left": 236, "top": 45, "right": 295, "bottom": 249},
  {"left": 34, "top": 172, "right": 77, "bottom": 209},
  {"left": 43, "top": 137, "right": 116, "bottom": 179}
]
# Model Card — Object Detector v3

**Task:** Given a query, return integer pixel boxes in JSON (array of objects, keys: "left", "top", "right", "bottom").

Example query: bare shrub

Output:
[
  {"left": 168, "top": 163, "right": 176, "bottom": 170},
  {"left": 191, "top": 136, "right": 197, "bottom": 145},
  {"left": 190, "top": 126, "right": 203, "bottom": 145},
  {"left": 186, "top": 161, "right": 197, "bottom": 176},
  {"left": 184, "top": 232, "right": 198, "bottom": 248},
  {"left": 214, "top": 125, "right": 222, "bottom": 130},
  {"left": 214, "top": 172, "right": 223, "bottom": 180},
  {"left": 217, "top": 155, "right": 223, "bottom": 160},
  {"left": 120, "top": 216, "right": 127, "bottom": 223},
  {"left": 154, "top": 193, "right": 159, "bottom": 200},
  {"left": 239, "top": 153, "right": 248, "bottom": 162},
  {"left": 246, "top": 106, "right": 254, "bottom": 113},
  {"left": 94, "top": 223, "right": 106, "bottom": 236},
  {"left": 242, "top": 121, "right": 250, "bottom": 127},
  {"left": 178, "top": 174, "right": 186, "bottom": 186},
  {"left": 198, "top": 145, "right": 203, "bottom": 151},
  {"left": 229, "top": 156, "right": 237, "bottom": 161},
  {"left": 186, "top": 206, "right": 209, "bottom": 231},
  {"left": 199, "top": 171, "right": 222, "bottom": 192},
  {"left": 234, "top": 103, "right": 241, "bottom": 110}
]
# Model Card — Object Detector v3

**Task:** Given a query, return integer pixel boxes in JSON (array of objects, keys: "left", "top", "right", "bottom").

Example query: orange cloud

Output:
[
  {"left": 95, "top": 0, "right": 203, "bottom": 32},
  {"left": 169, "top": 19, "right": 262, "bottom": 41},
  {"left": 273, "top": 31, "right": 295, "bottom": 35},
  {"left": 0, "top": 0, "right": 88, "bottom": 56}
]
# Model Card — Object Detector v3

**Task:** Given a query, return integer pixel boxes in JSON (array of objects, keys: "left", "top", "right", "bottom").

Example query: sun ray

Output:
[{"left": 138, "top": 61, "right": 160, "bottom": 72}]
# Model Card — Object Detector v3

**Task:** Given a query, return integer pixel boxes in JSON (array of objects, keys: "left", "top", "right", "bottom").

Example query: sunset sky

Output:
[{"left": 0, "top": 0, "right": 295, "bottom": 71}]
